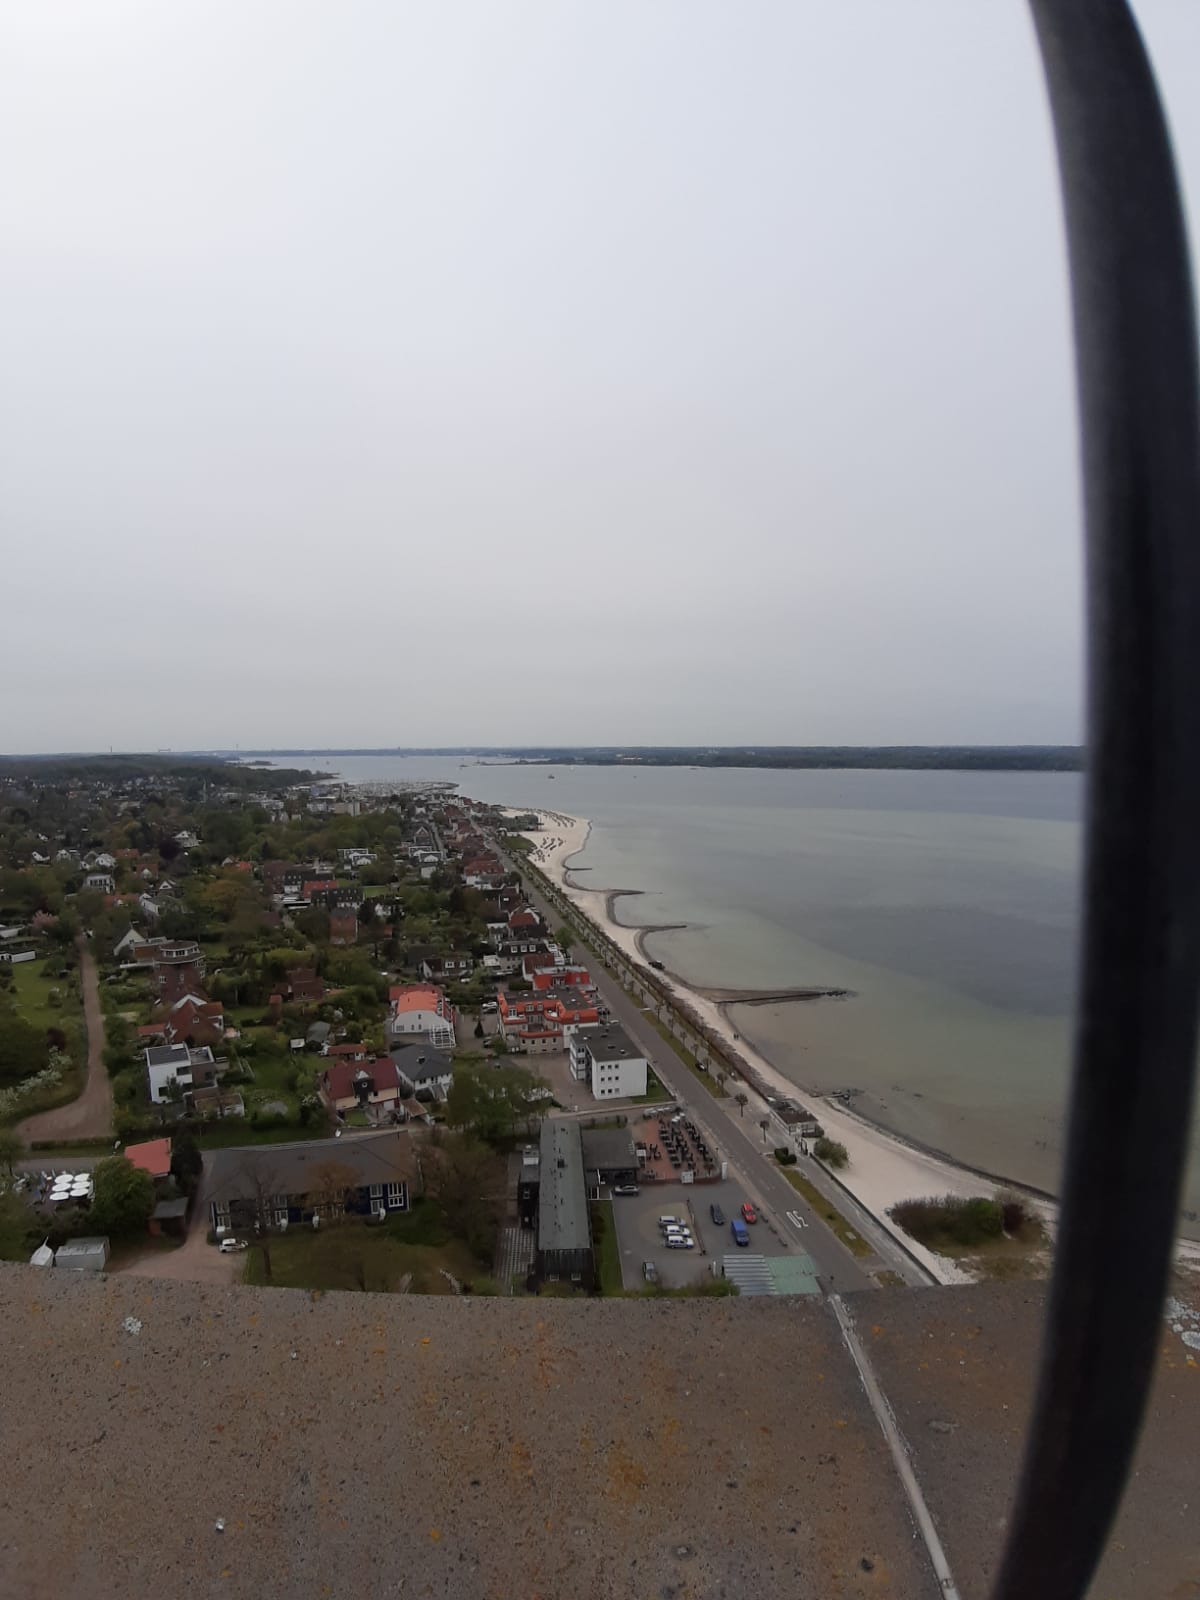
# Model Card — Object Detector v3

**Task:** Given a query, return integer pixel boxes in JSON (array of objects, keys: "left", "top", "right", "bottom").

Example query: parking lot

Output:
[{"left": 609, "top": 1176, "right": 797, "bottom": 1290}]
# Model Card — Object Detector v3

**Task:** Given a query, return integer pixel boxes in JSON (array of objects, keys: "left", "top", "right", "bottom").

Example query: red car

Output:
[{"left": 741, "top": 1202, "right": 758, "bottom": 1224}]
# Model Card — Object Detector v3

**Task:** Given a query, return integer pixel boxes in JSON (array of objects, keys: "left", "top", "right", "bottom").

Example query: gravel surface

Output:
[
  {"left": 863, "top": 1282, "right": 1200, "bottom": 1600},
  {"left": 0, "top": 1264, "right": 928, "bottom": 1600}
]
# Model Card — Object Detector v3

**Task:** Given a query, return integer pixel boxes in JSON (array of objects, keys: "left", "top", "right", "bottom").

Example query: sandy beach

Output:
[{"left": 513, "top": 806, "right": 1047, "bottom": 1285}]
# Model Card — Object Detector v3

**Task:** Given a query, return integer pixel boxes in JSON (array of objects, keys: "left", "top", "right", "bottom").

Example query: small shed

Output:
[
  {"left": 53, "top": 1237, "right": 110, "bottom": 1273},
  {"left": 150, "top": 1196, "right": 190, "bottom": 1239},
  {"left": 29, "top": 1242, "right": 55, "bottom": 1268}
]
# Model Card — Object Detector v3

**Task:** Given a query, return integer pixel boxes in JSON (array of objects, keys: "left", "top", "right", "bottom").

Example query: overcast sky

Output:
[{"left": 3, "top": 2, "right": 1199, "bottom": 753}]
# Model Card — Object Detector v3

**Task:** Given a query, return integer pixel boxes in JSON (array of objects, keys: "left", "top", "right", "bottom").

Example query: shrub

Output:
[
  {"left": 999, "top": 1190, "right": 1031, "bottom": 1235},
  {"left": 889, "top": 1194, "right": 1005, "bottom": 1249},
  {"left": 814, "top": 1137, "right": 849, "bottom": 1170}
]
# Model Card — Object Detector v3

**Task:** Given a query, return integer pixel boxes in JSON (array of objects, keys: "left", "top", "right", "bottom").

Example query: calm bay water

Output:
[{"left": 261, "top": 755, "right": 1200, "bottom": 1225}]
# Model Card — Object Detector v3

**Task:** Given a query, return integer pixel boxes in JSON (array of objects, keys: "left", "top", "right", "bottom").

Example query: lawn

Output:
[
  {"left": 242, "top": 1216, "right": 483, "bottom": 1294},
  {"left": 775, "top": 1163, "right": 873, "bottom": 1258},
  {"left": 590, "top": 1200, "right": 623, "bottom": 1294},
  {"left": 8, "top": 959, "right": 75, "bottom": 1035},
  {"left": 630, "top": 1065, "right": 670, "bottom": 1104},
  {"left": 196, "top": 1120, "right": 326, "bottom": 1149},
  {"left": 640, "top": 1013, "right": 724, "bottom": 1098}
]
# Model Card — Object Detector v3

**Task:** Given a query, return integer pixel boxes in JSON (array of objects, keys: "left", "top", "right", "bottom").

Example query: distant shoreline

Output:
[{"left": 226, "top": 744, "right": 1084, "bottom": 774}]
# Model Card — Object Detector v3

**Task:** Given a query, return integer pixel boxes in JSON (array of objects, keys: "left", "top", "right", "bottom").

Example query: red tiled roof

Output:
[
  {"left": 124, "top": 1138, "right": 172, "bottom": 1181},
  {"left": 320, "top": 1058, "right": 402, "bottom": 1103},
  {"left": 389, "top": 983, "right": 445, "bottom": 1013},
  {"left": 327, "top": 1042, "right": 367, "bottom": 1057}
]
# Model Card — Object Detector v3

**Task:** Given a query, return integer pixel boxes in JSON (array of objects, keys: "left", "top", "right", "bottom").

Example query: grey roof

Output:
[
  {"left": 53, "top": 1237, "right": 109, "bottom": 1266},
  {"left": 537, "top": 1120, "right": 591, "bottom": 1254},
  {"left": 206, "top": 1131, "right": 420, "bottom": 1207},
  {"left": 389, "top": 1045, "right": 452, "bottom": 1084},
  {"left": 580, "top": 1127, "right": 637, "bottom": 1173},
  {"left": 145, "top": 1043, "right": 190, "bottom": 1069},
  {"left": 576, "top": 1023, "right": 644, "bottom": 1065},
  {"left": 152, "top": 1197, "right": 190, "bottom": 1220}
]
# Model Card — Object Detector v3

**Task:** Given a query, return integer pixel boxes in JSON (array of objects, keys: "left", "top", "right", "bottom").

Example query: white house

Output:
[
  {"left": 144, "top": 1043, "right": 225, "bottom": 1105},
  {"left": 113, "top": 927, "right": 143, "bottom": 960},
  {"left": 386, "top": 984, "right": 456, "bottom": 1051},
  {"left": 174, "top": 830, "right": 200, "bottom": 850},
  {"left": 138, "top": 893, "right": 161, "bottom": 922},
  {"left": 569, "top": 1023, "right": 648, "bottom": 1100},
  {"left": 83, "top": 872, "right": 115, "bottom": 894}
]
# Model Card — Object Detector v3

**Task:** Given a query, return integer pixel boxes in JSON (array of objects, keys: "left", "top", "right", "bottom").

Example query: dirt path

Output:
[{"left": 17, "top": 939, "right": 114, "bottom": 1143}]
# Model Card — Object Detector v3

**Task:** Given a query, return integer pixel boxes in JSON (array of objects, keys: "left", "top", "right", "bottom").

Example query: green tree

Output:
[
  {"left": 90, "top": 1156, "right": 155, "bottom": 1236},
  {"left": 0, "top": 1011, "right": 49, "bottom": 1087},
  {"left": 0, "top": 1187, "right": 35, "bottom": 1263},
  {"left": 445, "top": 1062, "right": 548, "bottom": 1143},
  {"left": 170, "top": 1128, "right": 203, "bottom": 1194},
  {"left": 734, "top": 1092, "right": 749, "bottom": 1118},
  {"left": 0, "top": 1127, "right": 25, "bottom": 1180},
  {"left": 556, "top": 926, "right": 575, "bottom": 960},
  {"left": 422, "top": 1132, "right": 507, "bottom": 1259}
]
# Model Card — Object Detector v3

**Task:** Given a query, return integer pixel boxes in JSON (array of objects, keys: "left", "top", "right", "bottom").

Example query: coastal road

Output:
[{"left": 509, "top": 857, "right": 875, "bottom": 1293}]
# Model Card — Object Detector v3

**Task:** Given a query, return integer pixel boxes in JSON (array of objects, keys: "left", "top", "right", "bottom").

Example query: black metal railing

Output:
[{"left": 992, "top": 3, "right": 1200, "bottom": 1597}]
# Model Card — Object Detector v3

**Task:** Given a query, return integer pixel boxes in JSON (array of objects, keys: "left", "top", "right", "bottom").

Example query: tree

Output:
[
  {"left": 0, "top": 1011, "right": 49, "bottom": 1087},
  {"left": 170, "top": 1128, "right": 203, "bottom": 1194},
  {"left": 735, "top": 1092, "right": 749, "bottom": 1118},
  {"left": 423, "top": 1133, "right": 507, "bottom": 1260},
  {"left": 0, "top": 1127, "right": 25, "bottom": 1180},
  {"left": 445, "top": 1062, "right": 548, "bottom": 1143},
  {"left": 0, "top": 1187, "right": 35, "bottom": 1263},
  {"left": 231, "top": 1161, "right": 283, "bottom": 1280},
  {"left": 556, "top": 926, "right": 575, "bottom": 960},
  {"left": 308, "top": 1159, "right": 362, "bottom": 1221},
  {"left": 759, "top": 1117, "right": 770, "bottom": 1143},
  {"left": 89, "top": 1156, "right": 155, "bottom": 1236}
]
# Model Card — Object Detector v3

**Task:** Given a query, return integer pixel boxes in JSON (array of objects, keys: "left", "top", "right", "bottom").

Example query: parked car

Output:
[
  {"left": 218, "top": 1238, "right": 247, "bottom": 1254},
  {"left": 731, "top": 1218, "right": 751, "bottom": 1247},
  {"left": 741, "top": 1202, "right": 758, "bottom": 1224},
  {"left": 658, "top": 1215, "right": 680, "bottom": 1227},
  {"left": 642, "top": 1261, "right": 659, "bottom": 1283},
  {"left": 710, "top": 1203, "right": 725, "bottom": 1226},
  {"left": 666, "top": 1236, "right": 694, "bottom": 1249},
  {"left": 612, "top": 1184, "right": 639, "bottom": 1197}
]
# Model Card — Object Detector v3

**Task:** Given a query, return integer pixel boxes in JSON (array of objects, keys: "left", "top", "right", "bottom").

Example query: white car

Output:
[
  {"left": 666, "top": 1236, "right": 695, "bottom": 1250},
  {"left": 218, "top": 1238, "right": 248, "bottom": 1254}
]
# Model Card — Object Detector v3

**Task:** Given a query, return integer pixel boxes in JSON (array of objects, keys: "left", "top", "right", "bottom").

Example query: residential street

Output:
[{"left": 17, "top": 938, "right": 114, "bottom": 1143}]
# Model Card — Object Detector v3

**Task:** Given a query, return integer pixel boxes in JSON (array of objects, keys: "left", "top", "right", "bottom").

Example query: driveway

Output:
[
  {"left": 114, "top": 1150, "right": 241, "bottom": 1287},
  {"left": 17, "top": 940, "right": 114, "bottom": 1143},
  {"left": 116, "top": 1225, "right": 242, "bottom": 1287}
]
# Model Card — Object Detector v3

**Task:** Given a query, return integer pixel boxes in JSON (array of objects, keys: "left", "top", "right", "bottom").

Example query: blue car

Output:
[{"left": 710, "top": 1203, "right": 725, "bottom": 1226}]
